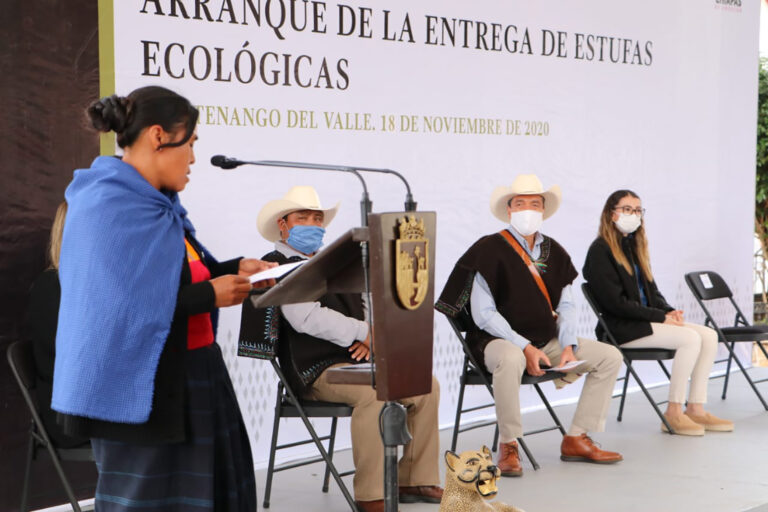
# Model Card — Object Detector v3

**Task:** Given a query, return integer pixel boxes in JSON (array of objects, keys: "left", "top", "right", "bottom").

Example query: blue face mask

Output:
[{"left": 286, "top": 225, "right": 325, "bottom": 254}]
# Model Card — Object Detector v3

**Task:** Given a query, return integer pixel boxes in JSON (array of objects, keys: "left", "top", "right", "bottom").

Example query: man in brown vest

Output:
[
  {"left": 256, "top": 186, "right": 443, "bottom": 512},
  {"left": 436, "top": 175, "right": 623, "bottom": 477}
]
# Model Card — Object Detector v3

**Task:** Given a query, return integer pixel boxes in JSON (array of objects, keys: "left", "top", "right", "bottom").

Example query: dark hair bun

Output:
[{"left": 87, "top": 95, "right": 131, "bottom": 133}]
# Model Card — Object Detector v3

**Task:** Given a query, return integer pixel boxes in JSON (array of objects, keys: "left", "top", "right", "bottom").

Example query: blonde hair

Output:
[
  {"left": 597, "top": 190, "right": 653, "bottom": 281},
  {"left": 48, "top": 201, "right": 68, "bottom": 269}
]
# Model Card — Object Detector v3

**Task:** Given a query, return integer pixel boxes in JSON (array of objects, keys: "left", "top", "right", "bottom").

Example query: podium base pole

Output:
[
  {"left": 384, "top": 445, "right": 398, "bottom": 512},
  {"left": 380, "top": 401, "right": 411, "bottom": 512}
]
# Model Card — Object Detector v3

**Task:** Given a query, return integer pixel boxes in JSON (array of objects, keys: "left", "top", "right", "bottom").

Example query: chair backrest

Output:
[
  {"left": 684, "top": 271, "right": 732, "bottom": 301},
  {"left": 685, "top": 270, "right": 750, "bottom": 328},
  {"left": 7, "top": 340, "right": 53, "bottom": 441},
  {"left": 8, "top": 339, "right": 37, "bottom": 392},
  {"left": 238, "top": 300, "right": 280, "bottom": 360},
  {"left": 441, "top": 308, "right": 486, "bottom": 370},
  {"left": 580, "top": 283, "right": 622, "bottom": 348}
]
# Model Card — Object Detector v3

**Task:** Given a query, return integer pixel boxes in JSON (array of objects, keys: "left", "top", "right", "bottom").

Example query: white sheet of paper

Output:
[
  {"left": 547, "top": 360, "right": 585, "bottom": 372},
  {"left": 335, "top": 363, "right": 373, "bottom": 372},
  {"left": 248, "top": 260, "right": 305, "bottom": 283},
  {"left": 699, "top": 273, "right": 714, "bottom": 289}
]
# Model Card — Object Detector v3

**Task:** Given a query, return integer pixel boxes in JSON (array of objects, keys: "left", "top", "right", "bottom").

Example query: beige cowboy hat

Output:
[
  {"left": 489, "top": 174, "right": 561, "bottom": 222},
  {"left": 257, "top": 186, "right": 340, "bottom": 242}
]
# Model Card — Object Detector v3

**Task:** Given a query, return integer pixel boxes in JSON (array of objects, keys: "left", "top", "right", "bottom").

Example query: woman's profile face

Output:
[
  {"left": 611, "top": 194, "right": 642, "bottom": 222},
  {"left": 157, "top": 128, "right": 197, "bottom": 192}
]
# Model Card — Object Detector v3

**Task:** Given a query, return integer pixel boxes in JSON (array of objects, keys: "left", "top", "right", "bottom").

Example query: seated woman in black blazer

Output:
[{"left": 583, "top": 189, "right": 732, "bottom": 436}]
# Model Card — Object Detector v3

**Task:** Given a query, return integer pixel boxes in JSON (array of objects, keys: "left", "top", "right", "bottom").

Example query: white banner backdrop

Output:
[{"left": 107, "top": 0, "right": 760, "bottom": 466}]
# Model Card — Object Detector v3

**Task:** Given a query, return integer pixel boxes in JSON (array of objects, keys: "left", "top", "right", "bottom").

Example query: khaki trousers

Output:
[
  {"left": 306, "top": 364, "right": 441, "bottom": 501},
  {"left": 484, "top": 337, "right": 622, "bottom": 443},
  {"left": 622, "top": 322, "right": 718, "bottom": 404}
]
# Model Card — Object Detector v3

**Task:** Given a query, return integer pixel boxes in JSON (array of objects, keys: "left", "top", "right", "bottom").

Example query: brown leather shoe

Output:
[
  {"left": 497, "top": 440, "right": 523, "bottom": 477},
  {"left": 560, "top": 434, "right": 623, "bottom": 464},
  {"left": 355, "top": 499, "right": 391, "bottom": 512},
  {"left": 399, "top": 485, "right": 444, "bottom": 503}
]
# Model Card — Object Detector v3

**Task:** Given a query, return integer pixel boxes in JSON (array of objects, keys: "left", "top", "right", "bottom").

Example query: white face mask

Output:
[
  {"left": 509, "top": 209, "right": 543, "bottom": 237},
  {"left": 614, "top": 213, "right": 642, "bottom": 234}
]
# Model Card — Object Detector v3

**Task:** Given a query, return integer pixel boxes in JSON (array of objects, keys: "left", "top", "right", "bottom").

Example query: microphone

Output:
[
  {"left": 211, "top": 154, "right": 417, "bottom": 212},
  {"left": 210, "top": 154, "right": 244, "bottom": 170}
]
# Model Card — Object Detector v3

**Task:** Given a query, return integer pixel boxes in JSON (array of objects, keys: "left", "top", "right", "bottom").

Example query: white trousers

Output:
[{"left": 622, "top": 322, "right": 718, "bottom": 404}]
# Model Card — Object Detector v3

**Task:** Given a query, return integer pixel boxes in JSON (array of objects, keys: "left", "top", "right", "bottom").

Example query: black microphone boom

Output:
[
  {"left": 210, "top": 154, "right": 417, "bottom": 213},
  {"left": 211, "top": 155, "right": 372, "bottom": 226}
]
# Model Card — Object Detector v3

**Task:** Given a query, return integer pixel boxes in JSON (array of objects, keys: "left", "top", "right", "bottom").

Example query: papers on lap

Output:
[{"left": 547, "top": 360, "right": 585, "bottom": 372}]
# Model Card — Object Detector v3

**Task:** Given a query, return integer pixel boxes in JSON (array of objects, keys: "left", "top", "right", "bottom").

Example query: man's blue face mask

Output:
[{"left": 286, "top": 225, "right": 325, "bottom": 254}]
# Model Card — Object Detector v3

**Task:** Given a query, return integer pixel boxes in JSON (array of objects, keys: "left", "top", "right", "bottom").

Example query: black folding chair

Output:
[
  {"left": 581, "top": 283, "right": 677, "bottom": 433},
  {"left": 7, "top": 340, "right": 93, "bottom": 512},
  {"left": 238, "top": 304, "right": 356, "bottom": 511},
  {"left": 685, "top": 270, "right": 768, "bottom": 410},
  {"left": 443, "top": 313, "right": 566, "bottom": 470}
]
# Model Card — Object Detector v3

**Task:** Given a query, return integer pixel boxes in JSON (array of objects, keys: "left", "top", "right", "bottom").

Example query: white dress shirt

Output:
[{"left": 275, "top": 241, "right": 369, "bottom": 347}]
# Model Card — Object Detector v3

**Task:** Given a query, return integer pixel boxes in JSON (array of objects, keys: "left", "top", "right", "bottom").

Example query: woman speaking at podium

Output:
[{"left": 51, "top": 86, "right": 273, "bottom": 511}]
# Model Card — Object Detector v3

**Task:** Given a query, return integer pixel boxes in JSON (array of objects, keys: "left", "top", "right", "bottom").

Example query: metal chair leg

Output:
[
  {"left": 533, "top": 383, "right": 566, "bottom": 435},
  {"left": 451, "top": 371, "right": 468, "bottom": 452},
  {"left": 617, "top": 366, "right": 631, "bottom": 422},
  {"left": 263, "top": 385, "right": 284, "bottom": 509},
  {"left": 323, "top": 417, "right": 338, "bottom": 493},
  {"left": 757, "top": 340, "right": 768, "bottom": 360},
  {"left": 492, "top": 424, "right": 499, "bottom": 453},
  {"left": 722, "top": 342, "right": 768, "bottom": 410},
  {"left": 657, "top": 360, "right": 671, "bottom": 379},
  {"left": 20, "top": 431, "right": 34, "bottom": 512},
  {"left": 624, "top": 363, "right": 674, "bottom": 433},
  {"left": 44, "top": 443, "right": 81, "bottom": 512},
  {"left": 516, "top": 437, "right": 539, "bottom": 471},
  {"left": 293, "top": 402, "right": 357, "bottom": 510},
  {"left": 722, "top": 343, "right": 734, "bottom": 399}
]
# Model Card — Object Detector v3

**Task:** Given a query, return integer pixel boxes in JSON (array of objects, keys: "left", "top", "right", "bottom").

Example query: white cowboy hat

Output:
[
  {"left": 257, "top": 186, "right": 340, "bottom": 242},
  {"left": 489, "top": 174, "right": 561, "bottom": 222}
]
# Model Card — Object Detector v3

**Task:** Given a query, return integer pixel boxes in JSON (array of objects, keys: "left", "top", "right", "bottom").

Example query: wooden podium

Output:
[{"left": 249, "top": 211, "right": 437, "bottom": 401}]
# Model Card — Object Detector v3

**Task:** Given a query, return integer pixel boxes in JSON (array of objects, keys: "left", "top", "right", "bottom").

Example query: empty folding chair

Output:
[{"left": 685, "top": 270, "right": 768, "bottom": 410}]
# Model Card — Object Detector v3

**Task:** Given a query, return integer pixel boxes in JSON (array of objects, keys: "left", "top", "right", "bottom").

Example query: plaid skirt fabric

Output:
[{"left": 91, "top": 343, "right": 256, "bottom": 511}]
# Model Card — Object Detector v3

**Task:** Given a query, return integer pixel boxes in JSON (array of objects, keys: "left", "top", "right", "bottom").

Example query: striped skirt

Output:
[{"left": 91, "top": 343, "right": 256, "bottom": 511}]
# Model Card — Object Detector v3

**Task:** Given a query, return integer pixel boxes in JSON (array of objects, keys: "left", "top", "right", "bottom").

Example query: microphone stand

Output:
[
  {"left": 212, "top": 155, "right": 418, "bottom": 218},
  {"left": 242, "top": 160, "right": 373, "bottom": 226},
  {"left": 351, "top": 165, "right": 417, "bottom": 212},
  {"left": 218, "top": 157, "right": 415, "bottom": 512}
]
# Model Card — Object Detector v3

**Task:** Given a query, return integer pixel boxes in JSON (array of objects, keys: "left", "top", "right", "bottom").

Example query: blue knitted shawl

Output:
[{"left": 52, "top": 156, "right": 194, "bottom": 423}]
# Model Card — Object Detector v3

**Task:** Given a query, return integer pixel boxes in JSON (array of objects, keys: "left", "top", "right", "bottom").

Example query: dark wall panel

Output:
[{"left": 0, "top": 1, "right": 100, "bottom": 509}]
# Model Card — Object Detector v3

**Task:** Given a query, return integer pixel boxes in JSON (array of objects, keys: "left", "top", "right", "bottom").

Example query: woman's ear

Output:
[{"left": 145, "top": 125, "right": 166, "bottom": 151}]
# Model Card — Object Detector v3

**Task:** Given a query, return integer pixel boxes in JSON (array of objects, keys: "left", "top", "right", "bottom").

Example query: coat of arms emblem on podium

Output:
[{"left": 395, "top": 215, "right": 429, "bottom": 310}]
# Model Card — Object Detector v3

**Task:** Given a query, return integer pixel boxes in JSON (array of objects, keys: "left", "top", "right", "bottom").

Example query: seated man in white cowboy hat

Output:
[
  {"left": 255, "top": 185, "right": 443, "bottom": 512},
  {"left": 436, "top": 174, "right": 624, "bottom": 476}
]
